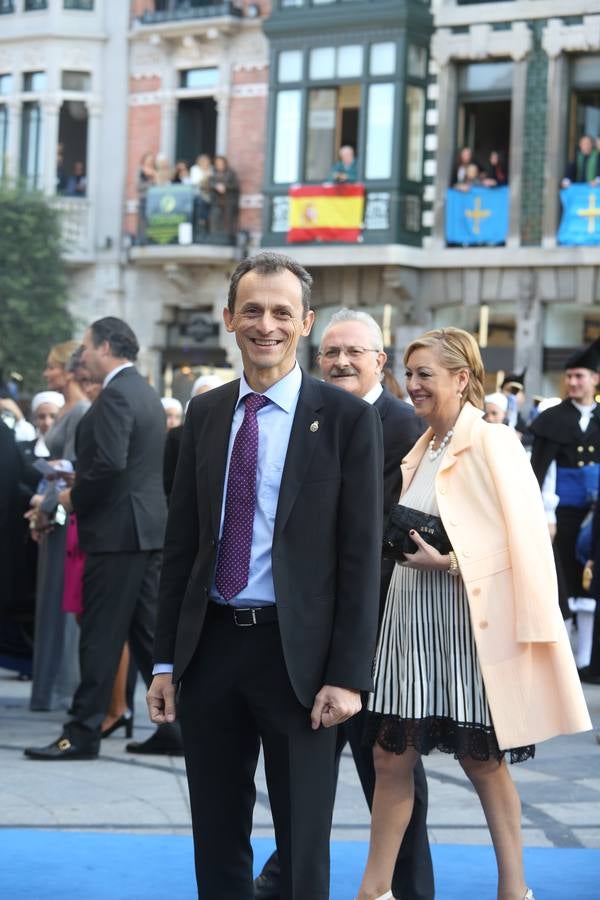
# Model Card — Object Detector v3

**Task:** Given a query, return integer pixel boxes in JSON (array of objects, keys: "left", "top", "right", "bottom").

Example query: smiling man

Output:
[
  {"left": 254, "top": 309, "right": 431, "bottom": 900},
  {"left": 148, "top": 253, "right": 384, "bottom": 899}
]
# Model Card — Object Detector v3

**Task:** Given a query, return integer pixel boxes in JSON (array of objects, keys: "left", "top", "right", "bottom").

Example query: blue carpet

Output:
[{"left": 1, "top": 831, "right": 598, "bottom": 899}]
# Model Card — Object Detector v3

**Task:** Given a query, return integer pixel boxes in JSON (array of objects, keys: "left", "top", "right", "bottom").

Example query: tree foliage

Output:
[{"left": 0, "top": 184, "right": 73, "bottom": 394}]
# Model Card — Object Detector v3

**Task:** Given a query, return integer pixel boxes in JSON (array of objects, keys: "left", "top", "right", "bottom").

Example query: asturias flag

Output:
[
  {"left": 445, "top": 186, "right": 509, "bottom": 246},
  {"left": 558, "top": 185, "right": 600, "bottom": 246},
  {"left": 288, "top": 184, "right": 365, "bottom": 243}
]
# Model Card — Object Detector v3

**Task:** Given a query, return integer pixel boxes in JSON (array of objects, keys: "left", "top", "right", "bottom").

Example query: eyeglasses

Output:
[{"left": 318, "top": 346, "right": 380, "bottom": 361}]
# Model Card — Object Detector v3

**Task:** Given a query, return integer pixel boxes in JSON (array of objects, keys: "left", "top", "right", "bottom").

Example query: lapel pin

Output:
[{"left": 310, "top": 420, "right": 319, "bottom": 432}]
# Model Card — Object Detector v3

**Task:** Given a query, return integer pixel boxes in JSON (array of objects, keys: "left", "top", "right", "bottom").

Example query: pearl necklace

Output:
[{"left": 428, "top": 428, "right": 453, "bottom": 461}]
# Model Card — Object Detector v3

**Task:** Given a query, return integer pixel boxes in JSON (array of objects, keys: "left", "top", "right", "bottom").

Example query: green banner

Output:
[{"left": 145, "top": 185, "right": 196, "bottom": 245}]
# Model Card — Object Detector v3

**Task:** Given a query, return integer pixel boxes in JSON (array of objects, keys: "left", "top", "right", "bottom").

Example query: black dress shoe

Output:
[
  {"left": 24, "top": 736, "right": 98, "bottom": 760},
  {"left": 253, "top": 871, "right": 281, "bottom": 899},
  {"left": 126, "top": 724, "right": 184, "bottom": 756}
]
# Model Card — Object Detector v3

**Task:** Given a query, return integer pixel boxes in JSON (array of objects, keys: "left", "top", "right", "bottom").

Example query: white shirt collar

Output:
[
  {"left": 238, "top": 363, "right": 302, "bottom": 413},
  {"left": 361, "top": 382, "right": 383, "bottom": 406},
  {"left": 102, "top": 362, "right": 134, "bottom": 389}
]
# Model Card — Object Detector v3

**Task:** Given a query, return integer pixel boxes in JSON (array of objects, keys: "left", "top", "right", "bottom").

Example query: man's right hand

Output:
[{"left": 147, "top": 674, "right": 177, "bottom": 725}]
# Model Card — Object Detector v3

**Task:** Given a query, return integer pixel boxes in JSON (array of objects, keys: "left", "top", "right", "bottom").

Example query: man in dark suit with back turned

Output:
[
  {"left": 147, "top": 252, "right": 384, "bottom": 899},
  {"left": 25, "top": 317, "right": 177, "bottom": 759},
  {"left": 255, "top": 309, "right": 433, "bottom": 900}
]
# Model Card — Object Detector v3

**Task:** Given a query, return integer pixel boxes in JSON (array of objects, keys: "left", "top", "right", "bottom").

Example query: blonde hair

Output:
[
  {"left": 48, "top": 340, "right": 80, "bottom": 368},
  {"left": 403, "top": 327, "right": 485, "bottom": 410}
]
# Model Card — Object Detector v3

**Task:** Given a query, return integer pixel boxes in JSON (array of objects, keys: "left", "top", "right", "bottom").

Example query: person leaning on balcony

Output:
[
  {"left": 137, "top": 152, "right": 157, "bottom": 242},
  {"left": 190, "top": 153, "right": 213, "bottom": 232},
  {"left": 208, "top": 155, "right": 239, "bottom": 238},
  {"left": 561, "top": 134, "right": 600, "bottom": 188},
  {"left": 451, "top": 145, "right": 476, "bottom": 187},
  {"left": 66, "top": 161, "right": 87, "bottom": 198},
  {"left": 329, "top": 144, "right": 358, "bottom": 184},
  {"left": 453, "top": 162, "right": 480, "bottom": 192},
  {"left": 481, "top": 150, "right": 507, "bottom": 187}
]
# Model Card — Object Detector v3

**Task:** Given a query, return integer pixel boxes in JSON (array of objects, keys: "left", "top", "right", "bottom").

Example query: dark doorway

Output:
[
  {"left": 176, "top": 98, "right": 217, "bottom": 167},
  {"left": 58, "top": 100, "right": 88, "bottom": 194},
  {"left": 458, "top": 100, "right": 511, "bottom": 179},
  {"left": 341, "top": 107, "right": 359, "bottom": 150}
]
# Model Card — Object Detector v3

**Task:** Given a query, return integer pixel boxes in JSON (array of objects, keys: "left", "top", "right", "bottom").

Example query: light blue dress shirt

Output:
[
  {"left": 153, "top": 364, "right": 301, "bottom": 671},
  {"left": 210, "top": 363, "right": 301, "bottom": 607}
]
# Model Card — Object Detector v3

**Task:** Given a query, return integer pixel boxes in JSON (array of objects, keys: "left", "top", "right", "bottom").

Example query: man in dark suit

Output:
[
  {"left": 148, "top": 252, "right": 384, "bottom": 899},
  {"left": 255, "top": 309, "right": 433, "bottom": 900},
  {"left": 25, "top": 317, "right": 175, "bottom": 759}
]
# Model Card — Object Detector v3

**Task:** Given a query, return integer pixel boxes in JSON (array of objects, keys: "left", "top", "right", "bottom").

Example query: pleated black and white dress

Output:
[{"left": 367, "top": 447, "right": 534, "bottom": 763}]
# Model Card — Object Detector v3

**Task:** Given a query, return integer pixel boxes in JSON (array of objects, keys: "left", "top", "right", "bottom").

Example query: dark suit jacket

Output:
[
  {"left": 163, "top": 424, "right": 183, "bottom": 502},
  {"left": 154, "top": 371, "right": 384, "bottom": 708},
  {"left": 71, "top": 367, "right": 167, "bottom": 554},
  {"left": 374, "top": 388, "right": 425, "bottom": 517}
]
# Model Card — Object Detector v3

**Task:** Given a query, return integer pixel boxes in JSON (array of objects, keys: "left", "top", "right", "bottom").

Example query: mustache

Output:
[{"left": 329, "top": 365, "right": 359, "bottom": 378}]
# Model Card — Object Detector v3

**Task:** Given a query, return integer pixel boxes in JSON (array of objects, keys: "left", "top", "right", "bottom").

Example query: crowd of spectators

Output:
[
  {"left": 451, "top": 145, "right": 508, "bottom": 191},
  {"left": 136, "top": 151, "right": 240, "bottom": 241}
]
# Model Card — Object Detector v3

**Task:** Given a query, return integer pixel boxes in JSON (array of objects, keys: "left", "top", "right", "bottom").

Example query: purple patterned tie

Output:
[{"left": 215, "top": 393, "right": 270, "bottom": 602}]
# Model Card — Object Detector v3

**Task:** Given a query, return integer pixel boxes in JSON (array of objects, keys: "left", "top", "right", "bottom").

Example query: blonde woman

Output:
[
  {"left": 29, "top": 340, "right": 90, "bottom": 711},
  {"left": 357, "top": 328, "right": 591, "bottom": 900}
]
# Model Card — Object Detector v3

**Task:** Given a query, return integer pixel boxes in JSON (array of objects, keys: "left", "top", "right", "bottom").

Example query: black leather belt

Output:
[{"left": 208, "top": 603, "right": 278, "bottom": 627}]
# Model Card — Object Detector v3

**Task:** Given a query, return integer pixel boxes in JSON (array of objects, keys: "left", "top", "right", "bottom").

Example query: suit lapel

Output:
[
  {"left": 206, "top": 382, "right": 238, "bottom": 540},
  {"left": 275, "top": 374, "right": 324, "bottom": 534}
]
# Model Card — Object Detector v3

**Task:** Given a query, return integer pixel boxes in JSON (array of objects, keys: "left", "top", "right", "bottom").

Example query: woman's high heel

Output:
[{"left": 101, "top": 711, "right": 133, "bottom": 739}]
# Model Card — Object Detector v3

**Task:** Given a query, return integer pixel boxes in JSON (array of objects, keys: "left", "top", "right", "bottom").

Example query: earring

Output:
[{"left": 457, "top": 390, "right": 463, "bottom": 399}]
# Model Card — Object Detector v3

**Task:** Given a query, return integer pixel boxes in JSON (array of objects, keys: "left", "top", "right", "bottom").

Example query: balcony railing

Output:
[
  {"left": 139, "top": 2, "right": 243, "bottom": 25},
  {"left": 51, "top": 196, "right": 93, "bottom": 258}
]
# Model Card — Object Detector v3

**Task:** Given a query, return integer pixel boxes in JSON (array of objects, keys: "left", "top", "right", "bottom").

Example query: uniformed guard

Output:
[{"left": 529, "top": 338, "right": 600, "bottom": 668}]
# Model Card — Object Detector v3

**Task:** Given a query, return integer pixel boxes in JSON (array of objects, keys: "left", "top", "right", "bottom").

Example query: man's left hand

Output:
[{"left": 310, "top": 685, "right": 361, "bottom": 730}]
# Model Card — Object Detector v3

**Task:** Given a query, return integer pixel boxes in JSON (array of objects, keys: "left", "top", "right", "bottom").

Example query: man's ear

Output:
[{"left": 223, "top": 307, "right": 235, "bottom": 333}]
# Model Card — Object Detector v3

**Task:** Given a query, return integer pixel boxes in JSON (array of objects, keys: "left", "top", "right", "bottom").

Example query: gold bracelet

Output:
[{"left": 448, "top": 550, "right": 460, "bottom": 577}]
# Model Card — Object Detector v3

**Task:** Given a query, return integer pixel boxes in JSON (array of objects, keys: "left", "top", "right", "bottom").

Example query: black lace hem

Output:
[{"left": 364, "top": 713, "right": 535, "bottom": 764}]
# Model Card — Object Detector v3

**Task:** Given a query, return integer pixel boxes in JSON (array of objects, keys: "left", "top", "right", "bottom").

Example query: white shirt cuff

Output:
[{"left": 152, "top": 663, "right": 174, "bottom": 675}]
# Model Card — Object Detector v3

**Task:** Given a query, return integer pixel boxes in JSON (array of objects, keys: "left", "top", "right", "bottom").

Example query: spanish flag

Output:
[{"left": 288, "top": 184, "right": 365, "bottom": 243}]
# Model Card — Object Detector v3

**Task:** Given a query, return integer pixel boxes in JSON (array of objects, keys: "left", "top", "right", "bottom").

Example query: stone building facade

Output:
[{"left": 2, "top": 0, "right": 599, "bottom": 400}]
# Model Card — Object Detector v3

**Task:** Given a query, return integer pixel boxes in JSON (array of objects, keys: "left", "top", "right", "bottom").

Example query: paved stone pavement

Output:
[{"left": 1, "top": 667, "right": 598, "bottom": 849}]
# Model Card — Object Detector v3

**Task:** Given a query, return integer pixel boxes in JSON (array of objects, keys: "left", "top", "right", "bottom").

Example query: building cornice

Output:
[{"left": 435, "top": 0, "right": 600, "bottom": 29}]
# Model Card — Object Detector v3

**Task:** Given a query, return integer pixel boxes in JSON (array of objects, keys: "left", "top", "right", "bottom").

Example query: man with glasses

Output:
[{"left": 255, "top": 309, "right": 432, "bottom": 900}]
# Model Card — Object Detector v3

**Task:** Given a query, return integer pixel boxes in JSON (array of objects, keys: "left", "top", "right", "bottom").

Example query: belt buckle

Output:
[{"left": 234, "top": 608, "right": 257, "bottom": 627}]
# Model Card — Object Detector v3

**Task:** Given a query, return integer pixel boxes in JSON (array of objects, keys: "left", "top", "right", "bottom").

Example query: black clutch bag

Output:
[{"left": 383, "top": 504, "right": 451, "bottom": 561}]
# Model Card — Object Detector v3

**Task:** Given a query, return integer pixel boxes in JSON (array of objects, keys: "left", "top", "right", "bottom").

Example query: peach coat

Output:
[{"left": 400, "top": 401, "right": 591, "bottom": 750}]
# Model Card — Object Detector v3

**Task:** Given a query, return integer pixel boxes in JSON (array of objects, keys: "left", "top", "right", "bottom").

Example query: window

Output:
[
  {"left": 24, "top": 0, "right": 48, "bottom": 9},
  {"left": 309, "top": 45, "right": 363, "bottom": 81},
  {"left": 305, "top": 89, "right": 337, "bottom": 181},
  {"left": 23, "top": 71, "right": 46, "bottom": 92},
  {"left": 278, "top": 50, "right": 302, "bottom": 83},
  {"left": 0, "top": 74, "right": 13, "bottom": 95},
  {"left": 273, "top": 90, "right": 301, "bottom": 183},
  {"left": 369, "top": 42, "right": 396, "bottom": 77},
  {"left": 569, "top": 55, "right": 600, "bottom": 158},
  {"left": 0, "top": 105, "right": 8, "bottom": 179},
  {"left": 0, "top": 0, "right": 15, "bottom": 14},
  {"left": 180, "top": 68, "right": 219, "bottom": 89},
  {"left": 405, "top": 85, "right": 424, "bottom": 182},
  {"left": 456, "top": 61, "right": 513, "bottom": 185},
  {"left": 20, "top": 101, "right": 44, "bottom": 188},
  {"left": 407, "top": 44, "right": 427, "bottom": 80},
  {"left": 64, "top": 0, "right": 94, "bottom": 8},
  {"left": 365, "top": 83, "right": 395, "bottom": 180},
  {"left": 61, "top": 71, "right": 92, "bottom": 92}
]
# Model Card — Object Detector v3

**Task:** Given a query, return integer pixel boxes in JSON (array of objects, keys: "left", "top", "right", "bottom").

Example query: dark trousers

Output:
[
  {"left": 178, "top": 608, "right": 337, "bottom": 900},
  {"left": 337, "top": 712, "right": 434, "bottom": 900},
  {"left": 65, "top": 549, "right": 160, "bottom": 749}
]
